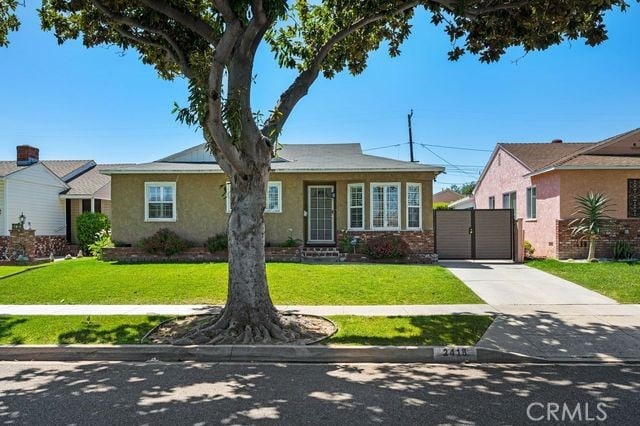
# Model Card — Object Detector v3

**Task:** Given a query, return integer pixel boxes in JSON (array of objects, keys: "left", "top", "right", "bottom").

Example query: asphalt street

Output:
[{"left": 0, "top": 362, "right": 638, "bottom": 425}]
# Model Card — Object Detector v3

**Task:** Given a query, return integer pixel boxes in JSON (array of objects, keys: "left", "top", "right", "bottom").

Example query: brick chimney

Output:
[{"left": 16, "top": 145, "right": 39, "bottom": 166}]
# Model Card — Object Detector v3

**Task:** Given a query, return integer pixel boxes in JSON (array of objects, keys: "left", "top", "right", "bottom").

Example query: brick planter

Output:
[
  {"left": 556, "top": 219, "right": 640, "bottom": 259},
  {"left": 343, "top": 252, "right": 438, "bottom": 264},
  {"left": 336, "top": 230, "right": 435, "bottom": 254},
  {"left": 35, "top": 236, "right": 73, "bottom": 257},
  {"left": 102, "top": 246, "right": 302, "bottom": 263}
]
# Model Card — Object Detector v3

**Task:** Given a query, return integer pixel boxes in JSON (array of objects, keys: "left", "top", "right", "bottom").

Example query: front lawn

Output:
[
  {"left": 0, "top": 266, "right": 29, "bottom": 278},
  {"left": 0, "top": 315, "right": 492, "bottom": 346},
  {"left": 528, "top": 259, "right": 640, "bottom": 303},
  {"left": 0, "top": 258, "right": 482, "bottom": 305},
  {"left": 329, "top": 315, "right": 493, "bottom": 346}
]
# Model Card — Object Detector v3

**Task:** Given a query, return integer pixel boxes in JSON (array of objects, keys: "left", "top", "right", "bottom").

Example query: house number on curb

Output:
[{"left": 433, "top": 346, "right": 478, "bottom": 362}]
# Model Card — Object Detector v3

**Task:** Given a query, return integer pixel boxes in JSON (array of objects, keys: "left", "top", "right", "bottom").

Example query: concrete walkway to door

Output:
[{"left": 440, "top": 260, "right": 616, "bottom": 305}]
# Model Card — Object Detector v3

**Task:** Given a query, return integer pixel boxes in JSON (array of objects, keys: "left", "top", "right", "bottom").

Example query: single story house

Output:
[
  {"left": 101, "top": 143, "right": 444, "bottom": 254},
  {"left": 474, "top": 128, "right": 640, "bottom": 259},
  {"left": 449, "top": 195, "right": 475, "bottom": 210},
  {"left": 0, "top": 145, "right": 114, "bottom": 257},
  {"left": 433, "top": 188, "right": 464, "bottom": 204}
]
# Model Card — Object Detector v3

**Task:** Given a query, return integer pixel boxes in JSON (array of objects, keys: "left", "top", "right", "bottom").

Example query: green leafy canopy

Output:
[{"left": 0, "top": 1, "right": 636, "bottom": 171}]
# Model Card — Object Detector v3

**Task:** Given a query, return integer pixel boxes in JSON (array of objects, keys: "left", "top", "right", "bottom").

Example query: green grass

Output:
[
  {"left": 0, "top": 258, "right": 482, "bottom": 305},
  {"left": 0, "top": 315, "right": 169, "bottom": 345},
  {"left": 528, "top": 259, "right": 640, "bottom": 303},
  {"left": 0, "top": 315, "right": 492, "bottom": 346},
  {"left": 0, "top": 266, "right": 28, "bottom": 278},
  {"left": 329, "top": 315, "right": 492, "bottom": 346}
]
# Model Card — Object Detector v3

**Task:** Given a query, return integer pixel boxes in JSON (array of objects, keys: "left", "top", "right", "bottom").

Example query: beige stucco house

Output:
[
  {"left": 102, "top": 143, "right": 444, "bottom": 253},
  {"left": 474, "top": 128, "right": 640, "bottom": 259}
]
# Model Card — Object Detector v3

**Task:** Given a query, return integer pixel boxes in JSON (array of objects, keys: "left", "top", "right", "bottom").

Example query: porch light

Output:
[{"left": 18, "top": 212, "right": 26, "bottom": 227}]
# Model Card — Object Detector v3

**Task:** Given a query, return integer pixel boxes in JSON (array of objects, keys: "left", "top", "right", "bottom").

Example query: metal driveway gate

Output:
[{"left": 435, "top": 209, "right": 514, "bottom": 260}]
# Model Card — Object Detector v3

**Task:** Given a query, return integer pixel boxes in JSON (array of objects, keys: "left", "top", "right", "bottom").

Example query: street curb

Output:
[{"left": 0, "top": 344, "right": 541, "bottom": 363}]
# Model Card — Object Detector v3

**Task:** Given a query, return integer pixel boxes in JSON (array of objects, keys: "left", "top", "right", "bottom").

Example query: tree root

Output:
[{"left": 154, "top": 312, "right": 335, "bottom": 346}]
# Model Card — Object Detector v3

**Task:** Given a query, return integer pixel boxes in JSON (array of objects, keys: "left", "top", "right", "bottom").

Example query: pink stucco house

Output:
[{"left": 474, "top": 128, "right": 640, "bottom": 259}]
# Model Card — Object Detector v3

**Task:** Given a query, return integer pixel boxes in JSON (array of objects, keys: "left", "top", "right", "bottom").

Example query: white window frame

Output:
[
  {"left": 265, "top": 181, "right": 283, "bottom": 213},
  {"left": 225, "top": 181, "right": 282, "bottom": 214},
  {"left": 526, "top": 186, "right": 537, "bottom": 219},
  {"left": 370, "top": 182, "right": 401, "bottom": 231},
  {"left": 488, "top": 196, "right": 495, "bottom": 209},
  {"left": 144, "top": 182, "right": 177, "bottom": 222},
  {"left": 347, "top": 183, "right": 365, "bottom": 231},
  {"left": 406, "top": 182, "right": 422, "bottom": 230},
  {"left": 503, "top": 191, "right": 517, "bottom": 218}
]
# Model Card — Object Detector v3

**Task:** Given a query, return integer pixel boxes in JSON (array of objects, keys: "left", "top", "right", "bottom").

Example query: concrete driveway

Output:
[
  {"left": 440, "top": 260, "right": 640, "bottom": 361},
  {"left": 440, "top": 260, "right": 616, "bottom": 305}
]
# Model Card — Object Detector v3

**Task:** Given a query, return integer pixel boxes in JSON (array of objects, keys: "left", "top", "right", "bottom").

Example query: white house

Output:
[{"left": 0, "top": 145, "right": 114, "bottom": 257}]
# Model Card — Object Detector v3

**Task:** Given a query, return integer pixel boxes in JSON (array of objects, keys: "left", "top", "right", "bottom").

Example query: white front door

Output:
[{"left": 307, "top": 185, "right": 335, "bottom": 243}]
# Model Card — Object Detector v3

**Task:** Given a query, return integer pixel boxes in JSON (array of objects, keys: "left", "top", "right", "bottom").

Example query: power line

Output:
[
  {"left": 363, "top": 143, "right": 408, "bottom": 152},
  {"left": 418, "top": 144, "right": 478, "bottom": 179},
  {"left": 417, "top": 142, "right": 492, "bottom": 152}
]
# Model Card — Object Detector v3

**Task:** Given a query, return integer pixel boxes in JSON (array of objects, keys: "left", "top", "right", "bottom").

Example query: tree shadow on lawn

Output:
[
  {"left": 0, "top": 317, "right": 28, "bottom": 345},
  {"left": 0, "top": 316, "right": 170, "bottom": 345},
  {"left": 329, "top": 315, "right": 493, "bottom": 346},
  {"left": 57, "top": 316, "right": 171, "bottom": 344}
]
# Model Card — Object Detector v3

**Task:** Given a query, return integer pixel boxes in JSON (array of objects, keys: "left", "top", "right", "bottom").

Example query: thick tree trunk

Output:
[{"left": 175, "top": 160, "right": 307, "bottom": 344}]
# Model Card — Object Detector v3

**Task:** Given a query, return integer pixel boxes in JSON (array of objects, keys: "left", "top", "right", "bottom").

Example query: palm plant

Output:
[{"left": 569, "top": 192, "right": 614, "bottom": 262}]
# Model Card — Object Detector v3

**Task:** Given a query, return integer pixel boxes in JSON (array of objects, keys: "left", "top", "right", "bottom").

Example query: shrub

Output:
[
  {"left": 76, "top": 212, "right": 111, "bottom": 251},
  {"left": 280, "top": 236, "right": 302, "bottom": 248},
  {"left": 88, "top": 229, "right": 114, "bottom": 260},
  {"left": 612, "top": 240, "right": 634, "bottom": 260},
  {"left": 139, "top": 228, "right": 192, "bottom": 256},
  {"left": 206, "top": 233, "right": 228, "bottom": 253},
  {"left": 433, "top": 202, "right": 452, "bottom": 211},
  {"left": 364, "top": 235, "right": 410, "bottom": 259},
  {"left": 524, "top": 241, "right": 535, "bottom": 259}
]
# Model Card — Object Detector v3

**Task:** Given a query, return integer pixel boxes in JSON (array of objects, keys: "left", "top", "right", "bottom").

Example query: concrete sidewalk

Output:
[{"left": 0, "top": 304, "right": 495, "bottom": 316}]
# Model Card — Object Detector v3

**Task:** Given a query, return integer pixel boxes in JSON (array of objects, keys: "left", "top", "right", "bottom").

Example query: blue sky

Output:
[{"left": 1, "top": 5, "right": 638, "bottom": 192}]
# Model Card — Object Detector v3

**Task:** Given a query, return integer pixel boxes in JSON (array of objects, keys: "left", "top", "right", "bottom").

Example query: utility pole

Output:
[{"left": 407, "top": 109, "right": 416, "bottom": 162}]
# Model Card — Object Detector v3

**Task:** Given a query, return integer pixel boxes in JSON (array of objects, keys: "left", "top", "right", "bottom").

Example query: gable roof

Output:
[
  {"left": 498, "top": 143, "right": 594, "bottom": 171},
  {"left": 102, "top": 143, "right": 445, "bottom": 174},
  {"left": 62, "top": 164, "right": 121, "bottom": 198},
  {"left": 475, "top": 128, "right": 640, "bottom": 191},
  {"left": 0, "top": 160, "right": 94, "bottom": 180},
  {"left": 433, "top": 189, "right": 464, "bottom": 203}
]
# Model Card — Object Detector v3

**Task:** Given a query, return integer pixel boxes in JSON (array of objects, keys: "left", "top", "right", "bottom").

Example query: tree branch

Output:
[
  {"left": 432, "top": 0, "right": 536, "bottom": 17},
  {"left": 90, "top": 0, "right": 193, "bottom": 78},
  {"left": 212, "top": 0, "right": 239, "bottom": 25},
  {"left": 204, "top": 21, "right": 245, "bottom": 173},
  {"left": 263, "top": 1, "right": 419, "bottom": 139},
  {"left": 137, "top": 0, "right": 218, "bottom": 43}
]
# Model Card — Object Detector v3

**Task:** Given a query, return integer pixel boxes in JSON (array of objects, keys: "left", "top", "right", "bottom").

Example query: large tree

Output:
[{"left": 1, "top": 0, "right": 634, "bottom": 343}]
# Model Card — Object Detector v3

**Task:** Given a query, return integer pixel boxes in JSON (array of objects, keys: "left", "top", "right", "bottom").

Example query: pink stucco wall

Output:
[
  {"left": 559, "top": 170, "right": 640, "bottom": 219},
  {"left": 475, "top": 148, "right": 560, "bottom": 257}
]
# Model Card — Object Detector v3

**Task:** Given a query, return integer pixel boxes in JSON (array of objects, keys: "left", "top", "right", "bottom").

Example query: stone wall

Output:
[
  {"left": 102, "top": 246, "right": 302, "bottom": 263},
  {"left": 336, "top": 230, "right": 435, "bottom": 254},
  {"left": 9, "top": 229, "right": 36, "bottom": 259},
  {"left": 0, "top": 236, "right": 9, "bottom": 258},
  {"left": 556, "top": 219, "right": 640, "bottom": 259},
  {"left": 35, "top": 236, "right": 74, "bottom": 257}
]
